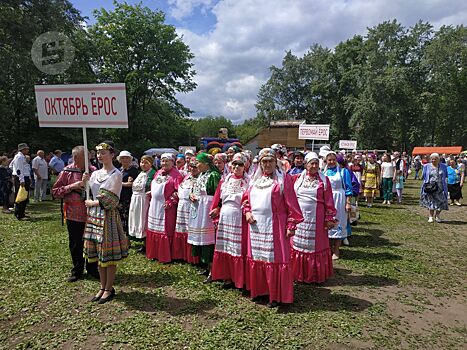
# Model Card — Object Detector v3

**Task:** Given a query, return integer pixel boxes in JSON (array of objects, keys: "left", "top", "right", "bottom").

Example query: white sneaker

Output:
[
  {"left": 454, "top": 201, "right": 461, "bottom": 206},
  {"left": 332, "top": 254, "right": 339, "bottom": 260},
  {"left": 387, "top": 201, "right": 391, "bottom": 205},
  {"left": 428, "top": 217, "right": 434, "bottom": 223},
  {"left": 343, "top": 238, "right": 349, "bottom": 246},
  {"left": 382, "top": 200, "right": 387, "bottom": 204},
  {"left": 435, "top": 217, "right": 442, "bottom": 223}
]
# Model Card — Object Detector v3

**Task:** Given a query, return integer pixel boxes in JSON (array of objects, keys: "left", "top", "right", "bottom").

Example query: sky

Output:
[{"left": 71, "top": 0, "right": 467, "bottom": 123}]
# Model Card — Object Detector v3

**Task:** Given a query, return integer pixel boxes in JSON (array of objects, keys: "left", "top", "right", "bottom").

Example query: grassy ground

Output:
[{"left": 0, "top": 179, "right": 465, "bottom": 349}]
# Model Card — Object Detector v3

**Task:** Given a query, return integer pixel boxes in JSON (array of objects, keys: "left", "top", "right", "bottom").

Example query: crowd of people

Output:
[{"left": 1, "top": 141, "right": 465, "bottom": 307}]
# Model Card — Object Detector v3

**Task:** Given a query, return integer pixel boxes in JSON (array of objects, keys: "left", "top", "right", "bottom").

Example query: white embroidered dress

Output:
[
  {"left": 128, "top": 171, "right": 149, "bottom": 239},
  {"left": 187, "top": 172, "right": 215, "bottom": 246},
  {"left": 215, "top": 175, "right": 247, "bottom": 256}
]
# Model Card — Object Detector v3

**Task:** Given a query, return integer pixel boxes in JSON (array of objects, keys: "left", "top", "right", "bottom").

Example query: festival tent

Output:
[
  {"left": 412, "top": 146, "right": 463, "bottom": 155},
  {"left": 144, "top": 148, "right": 178, "bottom": 156}
]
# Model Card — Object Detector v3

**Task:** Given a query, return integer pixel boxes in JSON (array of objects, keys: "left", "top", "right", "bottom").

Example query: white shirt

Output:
[
  {"left": 381, "top": 162, "right": 395, "bottom": 178},
  {"left": 9, "top": 152, "right": 30, "bottom": 182},
  {"left": 32, "top": 156, "right": 49, "bottom": 179}
]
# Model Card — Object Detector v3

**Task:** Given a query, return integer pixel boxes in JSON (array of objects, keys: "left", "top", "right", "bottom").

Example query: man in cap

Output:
[{"left": 10, "top": 143, "right": 31, "bottom": 220}]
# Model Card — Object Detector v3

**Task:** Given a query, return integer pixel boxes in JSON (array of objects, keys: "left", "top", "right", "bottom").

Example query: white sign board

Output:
[
  {"left": 34, "top": 83, "right": 128, "bottom": 128},
  {"left": 339, "top": 140, "right": 357, "bottom": 149},
  {"left": 298, "top": 124, "right": 330, "bottom": 140}
]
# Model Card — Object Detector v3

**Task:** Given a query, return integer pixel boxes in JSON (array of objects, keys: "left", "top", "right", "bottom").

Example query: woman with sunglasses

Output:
[
  {"left": 210, "top": 153, "right": 250, "bottom": 289},
  {"left": 291, "top": 152, "right": 336, "bottom": 283}
]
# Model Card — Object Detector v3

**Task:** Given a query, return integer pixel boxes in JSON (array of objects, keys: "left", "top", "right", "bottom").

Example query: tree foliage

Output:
[
  {"left": 255, "top": 20, "right": 467, "bottom": 150},
  {"left": 0, "top": 0, "right": 196, "bottom": 155}
]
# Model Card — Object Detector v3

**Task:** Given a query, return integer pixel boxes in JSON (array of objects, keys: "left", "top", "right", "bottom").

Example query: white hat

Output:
[
  {"left": 305, "top": 152, "right": 319, "bottom": 163},
  {"left": 161, "top": 153, "right": 175, "bottom": 161},
  {"left": 117, "top": 150, "right": 132, "bottom": 162},
  {"left": 185, "top": 149, "right": 195, "bottom": 156},
  {"left": 319, "top": 145, "right": 331, "bottom": 158}
]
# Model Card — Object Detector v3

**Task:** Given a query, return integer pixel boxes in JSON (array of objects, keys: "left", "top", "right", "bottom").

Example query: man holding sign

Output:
[{"left": 52, "top": 146, "right": 99, "bottom": 282}]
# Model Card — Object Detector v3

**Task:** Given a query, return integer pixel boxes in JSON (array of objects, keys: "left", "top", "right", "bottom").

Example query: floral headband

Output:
[{"left": 96, "top": 143, "right": 113, "bottom": 151}]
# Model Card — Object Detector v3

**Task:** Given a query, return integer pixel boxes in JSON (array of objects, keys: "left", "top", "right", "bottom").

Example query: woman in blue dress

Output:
[{"left": 420, "top": 153, "right": 448, "bottom": 222}]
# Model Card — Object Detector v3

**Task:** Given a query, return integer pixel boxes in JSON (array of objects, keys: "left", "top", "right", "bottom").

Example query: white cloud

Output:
[
  {"left": 167, "top": 0, "right": 215, "bottom": 20},
  {"left": 173, "top": 0, "right": 467, "bottom": 122}
]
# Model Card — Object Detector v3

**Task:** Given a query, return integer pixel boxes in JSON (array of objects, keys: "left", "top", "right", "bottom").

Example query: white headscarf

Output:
[
  {"left": 251, "top": 148, "right": 285, "bottom": 193},
  {"left": 161, "top": 153, "right": 175, "bottom": 162},
  {"left": 294, "top": 152, "right": 326, "bottom": 192}
]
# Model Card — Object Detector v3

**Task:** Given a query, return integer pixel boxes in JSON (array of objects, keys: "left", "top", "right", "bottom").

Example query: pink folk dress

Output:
[
  {"left": 146, "top": 167, "right": 182, "bottom": 262},
  {"left": 291, "top": 172, "right": 336, "bottom": 283},
  {"left": 211, "top": 174, "right": 249, "bottom": 288},
  {"left": 172, "top": 173, "right": 199, "bottom": 264},
  {"left": 242, "top": 173, "right": 304, "bottom": 304}
]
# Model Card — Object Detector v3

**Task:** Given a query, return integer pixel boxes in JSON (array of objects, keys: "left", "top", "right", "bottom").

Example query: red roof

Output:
[{"left": 412, "top": 146, "right": 463, "bottom": 155}]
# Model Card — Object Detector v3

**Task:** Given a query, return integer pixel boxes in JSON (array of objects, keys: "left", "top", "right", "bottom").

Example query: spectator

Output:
[
  {"left": 32, "top": 150, "right": 49, "bottom": 201},
  {"left": 0, "top": 156, "right": 13, "bottom": 213},
  {"left": 420, "top": 153, "right": 448, "bottom": 223},
  {"left": 49, "top": 149, "right": 65, "bottom": 175},
  {"left": 10, "top": 143, "right": 31, "bottom": 220}
]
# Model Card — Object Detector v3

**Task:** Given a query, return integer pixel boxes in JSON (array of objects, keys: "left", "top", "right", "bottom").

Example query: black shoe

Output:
[
  {"left": 98, "top": 288, "right": 115, "bottom": 304},
  {"left": 67, "top": 275, "right": 81, "bottom": 282},
  {"left": 266, "top": 301, "right": 279, "bottom": 308},
  {"left": 197, "top": 269, "right": 209, "bottom": 276},
  {"left": 221, "top": 281, "right": 234, "bottom": 289},
  {"left": 137, "top": 246, "right": 146, "bottom": 254},
  {"left": 203, "top": 275, "right": 213, "bottom": 284},
  {"left": 91, "top": 288, "right": 105, "bottom": 302}
]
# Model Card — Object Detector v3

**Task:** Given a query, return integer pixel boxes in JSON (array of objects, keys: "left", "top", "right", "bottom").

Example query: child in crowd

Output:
[{"left": 395, "top": 169, "right": 404, "bottom": 204}]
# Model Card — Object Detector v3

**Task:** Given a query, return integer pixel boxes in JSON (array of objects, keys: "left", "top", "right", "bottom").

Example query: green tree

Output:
[
  {"left": 0, "top": 0, "right": 87, "bottom": 152},
  {"left": 87, "top": 1, "right": 197, "bottom": 154}
]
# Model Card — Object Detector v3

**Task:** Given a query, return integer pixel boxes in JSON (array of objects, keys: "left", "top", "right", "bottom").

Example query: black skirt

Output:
[{"left": 447, "top": 183, "right": 462, "bottom": 200}]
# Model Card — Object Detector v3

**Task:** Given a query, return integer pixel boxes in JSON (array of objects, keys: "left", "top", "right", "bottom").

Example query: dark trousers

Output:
[
  {"left": 382, "top": 177, "right": 393, "bottom": 201},
  {"left": 66, "top": 220, "right": 98, "bottom": 277},
  {"left": 14, "top": 176, "right": 30, "bottom": 219}
]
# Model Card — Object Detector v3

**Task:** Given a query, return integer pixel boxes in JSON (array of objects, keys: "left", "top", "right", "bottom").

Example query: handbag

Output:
[
  {"left": 15, "top": 186, "right": 28, "bottom": 203},
  {"left": 424, "top": 181, "right": 438, "bottom": 194}
]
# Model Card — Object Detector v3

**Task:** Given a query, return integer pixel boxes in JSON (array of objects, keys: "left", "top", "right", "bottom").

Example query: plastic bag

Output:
[{"left": 15, "top": 185, "right": 28, "bottom": 203}]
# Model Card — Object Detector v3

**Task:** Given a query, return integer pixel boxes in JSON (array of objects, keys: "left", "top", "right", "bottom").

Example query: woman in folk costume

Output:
[
  {"left": 84, "top": 141, "right": 128, "bottom": 304},
  {"left": 291, "top": 152, "right": 336, "bottom": 283},
  {"left": 242, "top": 148, "right": 304, "bottom": 308},
  {"left": 210, "top": 153, "right": 250, "bottom": 289},
  {"left": 188, "top": 153, "right": 221, "bottom": 283},
  {"left": 213, "top": 153, "right": 230, "bottom": 178},
  {"left": 361, "top": 153, "right": 380, "bottom": 208},
  {"left": 172, "top": 160, "right": 200, "bottom": 264},
  {"left": 128, "top": 155, "right": 156, "bottom": 254},
  {"left": 323, "top": 151, "right": 352, "bottom": 260},
  {"left": 146, "top": 153, "right": 182, "bottom": 262}
]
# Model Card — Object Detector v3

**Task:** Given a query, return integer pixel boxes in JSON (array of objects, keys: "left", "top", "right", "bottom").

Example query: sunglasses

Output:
[{"left": 232, "top": 162, "right": 245, "bottom": 167}]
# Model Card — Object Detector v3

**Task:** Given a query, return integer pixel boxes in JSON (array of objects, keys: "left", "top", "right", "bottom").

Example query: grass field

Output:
[{"left": 0, "top": 179, "right": 465, "bottom": 349}]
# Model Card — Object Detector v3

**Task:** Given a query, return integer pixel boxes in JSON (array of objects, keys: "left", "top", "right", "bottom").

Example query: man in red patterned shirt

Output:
[{"left": 53, "top": 146, "right": 99, "bottom": 282}]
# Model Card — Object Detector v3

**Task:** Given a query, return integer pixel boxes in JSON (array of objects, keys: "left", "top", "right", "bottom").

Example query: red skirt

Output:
[
  {"left": 290, "top": 247, "right": 333, "bottom": 283},
  {"left": 172, "top": 231, "right": 199, "bottom": 264},
  {"left": 244, "top": 258, "right": 293, "bottom": 304},
  {"left": 211, "top": 251, "right": 245, "bottom": 288},
  {"left": 146, "top": 229, "right": 171, "bottom": 263}
]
